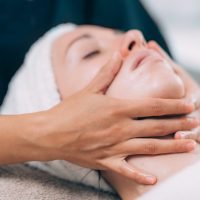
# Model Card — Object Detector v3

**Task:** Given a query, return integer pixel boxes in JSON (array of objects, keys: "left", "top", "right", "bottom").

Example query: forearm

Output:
[{"left": 0, "top": 112, "right": 55, "bottom": 164}]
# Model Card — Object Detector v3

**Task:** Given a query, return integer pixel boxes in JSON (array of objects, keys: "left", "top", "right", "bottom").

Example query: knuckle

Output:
[
  {"left": 151, "top": 101, "right": 163, "bottom": 115},
  {"left": 105, "top": 124, "right": 123, "bottom": 143},
  {"left": 111, "top": 126, "right": 123, "bottom": 137},
  {"left": 112, "top": 123, "right": 122, "bottom": 132},
  {"left": 108, "top": 104, "right": 124, "bottom": 117},
  {"left": 106, "top": 104, "right": 118, "bottom": 117},
  {"left": 154, "top": 123, "right": 166, "bottom": 135},
  {"left": 178, "top": 118, "right": 194, "bottom": 130},
  {"left": 144, "top": 142, "right": 157, "bottom": 154},
  {"left": 99, "top": 149, "right": 111, "bottom": 159},
  {"left": 110, "top": 122, "right": 128, "bottom": 138}
]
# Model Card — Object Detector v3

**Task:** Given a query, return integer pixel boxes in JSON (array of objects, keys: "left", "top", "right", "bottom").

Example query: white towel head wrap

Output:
[
  {"left": 1, "top": 23, "right": 76, "bottom": 114},
  {"left": 1, "top": 23, "right": 112, "bottom": 192}
]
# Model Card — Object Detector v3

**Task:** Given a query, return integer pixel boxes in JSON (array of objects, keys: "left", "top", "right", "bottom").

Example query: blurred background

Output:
[{"left": 141, "top": 0, "right": 200, "bottom": 72}]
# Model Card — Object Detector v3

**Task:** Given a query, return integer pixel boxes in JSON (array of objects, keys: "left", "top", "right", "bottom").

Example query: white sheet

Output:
[{"left": 139, "top": 160, "right": 200, "bottom": 200}]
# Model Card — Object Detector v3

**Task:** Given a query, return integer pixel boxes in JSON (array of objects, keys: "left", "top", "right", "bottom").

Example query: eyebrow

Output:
[
  {"left": 68, "top": 34, "right": 92, "bottom": 49},
  {"left": 68, "top": 30, "right": 122, "bottom": 48},
  {"left": 66, "top": 30, "right": 122, "bottom": 54}
]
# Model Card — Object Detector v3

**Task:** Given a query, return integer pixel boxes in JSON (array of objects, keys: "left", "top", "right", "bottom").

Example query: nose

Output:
[{"left": 120, "top": 30, "right": 146, "bottom": 57}]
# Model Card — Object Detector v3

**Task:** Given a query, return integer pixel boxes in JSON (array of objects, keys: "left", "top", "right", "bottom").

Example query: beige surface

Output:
[{"left": 0, "top": 164, "right": 118, "bottom": 200}]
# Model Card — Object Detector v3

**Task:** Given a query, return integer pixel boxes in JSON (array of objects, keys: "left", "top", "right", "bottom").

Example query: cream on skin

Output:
[
  {"left": 52, "top": 26, "right": 185, "bottom": 100},
  {"left": 52, "top": 26, "right": 200, "bottom": 200}
]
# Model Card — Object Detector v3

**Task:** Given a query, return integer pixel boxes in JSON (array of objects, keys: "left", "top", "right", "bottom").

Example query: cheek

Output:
[
  {"left": 76, "top": 57, "right": 108, "bottom": 87},
  {"left": 143, "top": 69, "right": 185, "bottom": 99},
  {"left": 59, "top": 57, "right": 108, "bottom": 98},
  {"left": 106, "top": 62, "right": 185, "bottom": 100},
  {"left": 128, "top": 66, "right": 185, "bottom": 99}
]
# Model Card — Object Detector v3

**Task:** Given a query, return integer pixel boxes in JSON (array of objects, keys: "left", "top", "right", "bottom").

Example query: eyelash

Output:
[{"left": 83, "top": 50, "right": 101, "bottom": 59}]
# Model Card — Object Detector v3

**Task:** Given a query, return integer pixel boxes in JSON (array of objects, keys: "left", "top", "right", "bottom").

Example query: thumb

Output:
[{"left": 85, "top": 51, "right": 122, "bottom": 94}]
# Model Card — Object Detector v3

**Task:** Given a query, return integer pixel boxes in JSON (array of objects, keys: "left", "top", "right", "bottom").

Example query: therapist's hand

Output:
[{"left": 34, "top": 52, "right": 198, "bottom": 185}]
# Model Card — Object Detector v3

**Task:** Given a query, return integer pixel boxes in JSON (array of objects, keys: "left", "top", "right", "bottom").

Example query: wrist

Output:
[
  {"left": 0, "top": 111, "right": 61, "bottom": 164},
  {"left": 0, "top": 113, "right": 45, "bottom": 164},
  {"left": 22, "top": 111, "right": 62, "bottom": 162}
]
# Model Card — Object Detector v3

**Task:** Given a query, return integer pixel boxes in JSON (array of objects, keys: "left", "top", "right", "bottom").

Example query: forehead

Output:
[
  {"left": 54, "top": 25, "right": 119, "bottom": 47},
  {"left": 77, "top": 25, "right": 115, "bottom": 35}
]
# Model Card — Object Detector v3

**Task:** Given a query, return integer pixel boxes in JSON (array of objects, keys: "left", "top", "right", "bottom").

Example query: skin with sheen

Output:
[
  {"left": 52, "top": 26, "right": 185, "bottom": 100},
  {"left": 52, "top": 26, "right": 200, "bottom": 199}
]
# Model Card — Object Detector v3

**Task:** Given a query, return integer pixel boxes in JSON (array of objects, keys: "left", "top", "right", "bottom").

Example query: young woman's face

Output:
[{"left": 52, "top": 25, "right": 185, "bottom": 99}]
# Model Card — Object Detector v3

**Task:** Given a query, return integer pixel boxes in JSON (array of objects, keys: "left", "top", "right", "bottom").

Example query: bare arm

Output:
[
  {"left": 0, "top": 112, "right": 50, "bottom": 164},
  {"left": 0, "top": 52, "right": 197, "bottom": 185}
]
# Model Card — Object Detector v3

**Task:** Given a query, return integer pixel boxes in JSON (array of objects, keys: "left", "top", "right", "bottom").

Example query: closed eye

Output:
[{"left": 83, "top": 50, "right": 101, "bottom": 59}]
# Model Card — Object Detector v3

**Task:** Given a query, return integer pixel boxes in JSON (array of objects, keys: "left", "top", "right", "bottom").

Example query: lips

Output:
[{"left": 131, "top": 50, "right": 156, "bottom": 70}]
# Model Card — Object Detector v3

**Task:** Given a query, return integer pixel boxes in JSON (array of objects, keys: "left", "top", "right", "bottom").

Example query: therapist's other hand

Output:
[
  {"left": 148, "top": 41, "right": 200, "bottom": 142},
  {"left": 33, "top": 51, "right": 197, "bottom": 185},
  {"left": 175, "top": 108, "right": 200, "bottom": 142}
]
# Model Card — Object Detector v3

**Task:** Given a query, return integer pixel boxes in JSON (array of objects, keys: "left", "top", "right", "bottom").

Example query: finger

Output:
[
  {"left": 120, "top": 98, "right": 194, "bottom": 118},
  {"left": 130, "top": 117, "right": 199, "bottom": 138},
  {"left": 108, "top": 159, "right": 157, "bottom": 185},
  {"left": 175, "top": 128, "right": 200, "bottom": 142},
  {"left": 85, "top": 51, "right": 122, "bottom": 94},
  {"left": 119, "top": 138, "right": 196, "bottom": 156},
  {"left": 175, "top": 131, "right": 198, "bottom": 140},
  {"left": 191, "top": 91, "right": 200, "bottom": 110}
]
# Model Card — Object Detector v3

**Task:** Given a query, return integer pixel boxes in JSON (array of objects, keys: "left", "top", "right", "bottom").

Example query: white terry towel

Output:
[
  {"left": 0, "top": 23, "right": 112, "bottom": 192},
  {"left": 139, "top": 160, "right": 200, "bottom": 200}
]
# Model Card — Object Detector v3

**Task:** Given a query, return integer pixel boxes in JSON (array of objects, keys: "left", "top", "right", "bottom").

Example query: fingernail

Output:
[
  {"left": 175, "top": 132, "right": 182, "bottom": 139},
  {"left": 145, "top": 175, "right": 156, "bottom": 184},
  {"left": 179, "top": 133, "right": 186, "bottom": 139},
  {"left": 190, "top": 96, "right": 200, "bottom": 110},
  {"left": 187, "top": 118, "right": 200, "bottom": 127},
  {"left": 186, "top": 141, "right": 196, "bottom": 151}
]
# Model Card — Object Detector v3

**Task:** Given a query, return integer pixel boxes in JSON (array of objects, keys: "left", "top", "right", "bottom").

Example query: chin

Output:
[{"left": 151, "top": 78, "right": 185, "bottom": 99}]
